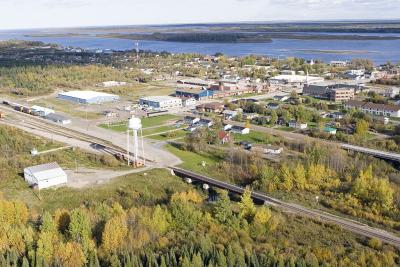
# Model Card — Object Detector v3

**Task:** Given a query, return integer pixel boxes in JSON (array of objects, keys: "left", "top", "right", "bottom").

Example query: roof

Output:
[
  {"left": 140, "top": 96, "right": 181, "bottom": 102},
  {"left": 197, "top": 102, "right": 224, "bottom": 109},
  {"left": 24, "top": 162, "right": 66, "bottom": 181},
  {"left": 31, "top": 105, "right": 54, "bottom": 112},
  {"left": 346, "top": 100, "right": 400, "bottom": 112},
  {"left": 45, "top": 113, "right": 70, "bottom": 121},
  {"left": 324, "top": 127, "right": 337, "bottom": 132},
  {"left": 58, "top": 90, "right": 118, "bottom": 100}
]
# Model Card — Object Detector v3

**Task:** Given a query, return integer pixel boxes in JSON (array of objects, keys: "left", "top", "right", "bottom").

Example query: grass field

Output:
[
  {"left": 165, "top": 144, "right": 223, "bottom": 175},
  {"left": 99, "top": 114, "right": 180, "bottom": 132},
  {"left": 0, "top": 168, "right": 190, "bottom": 212},
  {"left": 232, "top": 130, "right": 279, "bottom": 144},
  {"left": 147, "top": 129, "right": 187, "bottom": 141}
]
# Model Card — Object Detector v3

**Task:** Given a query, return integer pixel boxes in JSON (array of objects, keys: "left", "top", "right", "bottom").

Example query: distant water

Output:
[{"left": 1, "top": 30, "right": 400, "bottom": 64}]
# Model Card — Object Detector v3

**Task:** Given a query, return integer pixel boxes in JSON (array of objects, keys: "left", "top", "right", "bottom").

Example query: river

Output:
[{"left": 1, "top": 30, "right": 400, "bottom": 64}]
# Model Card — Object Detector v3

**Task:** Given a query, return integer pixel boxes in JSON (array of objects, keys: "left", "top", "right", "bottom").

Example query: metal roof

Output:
[
  {"left": 24, "top": 162, "right": 67, "bottom": 182},
  {"left": 58, "top": 90, "right": 118, "bottom": 100}
]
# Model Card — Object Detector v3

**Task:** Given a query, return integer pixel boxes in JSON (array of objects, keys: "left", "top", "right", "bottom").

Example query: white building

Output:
[
  {"left": 139, "top": 96, "right": 182, "bottom": 110},
  {"left": 24, "top": 162, "right": 67, "bottom": 189},
  {"left": 269, "top": 75, "right": 324, "bottom": 85},
  {"left": 45, "top": 113, "right": 71, "bottom": 125},
  {"left": 288, "top": 120, "right": 308, "bottom": 129},
  {"left": 345, "top": 100, "right": 400, "bottom": 118},
  {"left": 231, "top": 126, "right": 250, "bottom": 135},
  {"left": 100, "top": 81, "right": 127, "bottom": 87},
  {"left": 182, "top": 98, "right": 196, "bottom": 107},
  {"left": 58, "top": 91, "right": 120, "bottom": 104},
  {"left": 384, "top": 87, "right": 400, "bottom": 98},
  {"left": 31, "top": 105, "right": 55, "bottom": 117}
]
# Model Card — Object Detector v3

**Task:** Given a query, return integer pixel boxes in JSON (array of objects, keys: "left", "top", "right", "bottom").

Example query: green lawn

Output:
[
  {"left": 0, "top": 168, "right": 190, "bottom": 212},
  {"left": 147, "top": 130, "right": 188, "bottom": 141},
  {"left": 232, "top": 130, "right": 279, "bottom": 144},
  {"left": 99, "top": 114, "right": 180, "bottom": 133},
  {"left": 141, "top": 114, "right": 180, "bottom": 128},
  {"left": 165, "top": 144, "right": 223, "bottom": 175},
  {"left": 143, "top": 125, "right": 174, "bottom": 136}
]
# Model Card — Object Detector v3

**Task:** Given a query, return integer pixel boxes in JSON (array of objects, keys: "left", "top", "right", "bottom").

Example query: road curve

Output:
[{"left": 171, "top": 167, "right": 400, "bottom": 249}]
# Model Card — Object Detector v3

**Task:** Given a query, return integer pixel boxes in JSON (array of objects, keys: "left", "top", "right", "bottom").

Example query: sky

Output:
[{"left": 0, "top": 0, "right": 400, "bottom": 30}]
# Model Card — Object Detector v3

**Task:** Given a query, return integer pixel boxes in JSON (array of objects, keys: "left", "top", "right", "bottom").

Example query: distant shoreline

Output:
[{"left": 25, "top": 32, "right": 400, "bottom": 43}]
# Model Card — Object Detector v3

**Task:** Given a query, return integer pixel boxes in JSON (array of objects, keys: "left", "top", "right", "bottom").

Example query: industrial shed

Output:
[
  {"left": 24, "top": 162, "right": 68, "bottom": 189},
  {"left": 58, "top": 90, "right": 120, "bottom": 104}
]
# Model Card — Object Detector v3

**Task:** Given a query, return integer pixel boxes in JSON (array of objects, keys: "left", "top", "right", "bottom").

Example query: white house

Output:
[
  {"left": 24, "top": 162, "right": 68, "bottom": 189},
  {"left": 288, "top": 120, "right": 308, "bottom": 129},
  {"left": 223, "top": 124, "right": 232, "bottom": 131},
  {"left": 184, "top": 116, "right": 200, "bottom": 125},
  {"left": 223, "top": 110, "right": 238, "bottom": 120},
  {"left": 231, "top": 126, "right": 250, "bottom": 135},
  {"left": 199, "top": 119, "right": 214, "bottom": 128}
]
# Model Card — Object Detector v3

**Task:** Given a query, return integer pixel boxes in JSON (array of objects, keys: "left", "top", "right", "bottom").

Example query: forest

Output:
[{"left": 0, "top": 122, "right": 399, "bottom": 267}]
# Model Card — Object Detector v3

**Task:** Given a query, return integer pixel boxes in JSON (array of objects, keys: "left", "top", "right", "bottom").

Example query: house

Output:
[
  {"left": 273, "top": 95, "right": 290, "bottom": 102},
  {"left": 223, "top": 124, "right": 232, "bottom": 131},
  {"left": 231, "top": 126, "right": 250, "bottom": 135},
  {"left": 23, "top": 162, "right": 68, "bottom": 190},
  {"left": 182, "top": 98, "right": 197, "bottom": 107},
  {"left": 222, "top": 110, "right": 238, "bottom": 120},
  {"left": 267, "top": 103, "right": 280, "bottom": 110},
  {"left": 288, "top": 120, "right": 308, "bottom": 129},
  {"left": 384, "top": 87, "right": 400, "bottom": 98},
  {"left": 243, "top": 113, "right": 259, "bottom": 120},
  {"left": 45, "top": 113, "right": 71, "bottom": 125},
  {"left": 198, "top": 119, "right": 214, "bottom": 128},
  {"left": 196, "top": 102, "right": 224, "bottom": 113},
  {"left": 330, "top": 112, "right": 344, "bottom": 120},
  {"left": 218, "top": 131, "right": 231, "bottom": 144},
  {"left": 184, "top": 116, "right": 200, "bottom": 125},
  {"left": 324, "top": 127, "right": 337, "bottom": 135}
]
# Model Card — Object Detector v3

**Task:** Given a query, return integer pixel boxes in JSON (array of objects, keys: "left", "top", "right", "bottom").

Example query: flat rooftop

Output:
[
  {"left": 58, "top": 90, "right": 118, "bottom": 100},
  {"left": 140, "top": 96, "right": 180, "bottom": 102}
]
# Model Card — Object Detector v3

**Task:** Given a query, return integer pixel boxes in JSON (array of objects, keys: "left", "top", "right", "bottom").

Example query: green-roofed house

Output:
[{"left": 324, "top": 127, "right": 337, "bottom": 135}]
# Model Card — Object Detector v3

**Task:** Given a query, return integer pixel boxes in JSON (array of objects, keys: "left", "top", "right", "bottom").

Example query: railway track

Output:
[
  {"left": 171, "top": 167, "right": 400, "bottom": 249},
  {"left": 0, "top": 104, "right": 149, "bottom": 162}
]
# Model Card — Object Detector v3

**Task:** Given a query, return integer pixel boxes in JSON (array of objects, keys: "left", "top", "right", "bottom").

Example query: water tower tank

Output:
[{"left": 128, "top": 117, "right": 142, "bottom": 130}]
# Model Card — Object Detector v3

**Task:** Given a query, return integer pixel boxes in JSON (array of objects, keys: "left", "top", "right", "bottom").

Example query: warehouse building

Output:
[
  {"left": 58, "top": 91, "right": 120, "bottom": 104},
  {"left": 139, "top": 96, "right": 182, "bottom": 110},
  {"left": 45, "top": 113, "right": 71, "bottom": 125},
  {"left": 175, "top": 87, "right": 214, "bottom": 100},
  {"left": 31, "top": 105, "right": 55, "bottom": 117},
  {"left": 24, "top": 162, "right": 68, "bottom": 189}
]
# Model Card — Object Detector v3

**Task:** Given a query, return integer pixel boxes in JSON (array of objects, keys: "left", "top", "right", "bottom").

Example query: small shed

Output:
[
  {"left": 31, "top": 105, "right": 55, "bottom": 117},
  {"left": 24, "top": 162, "right": 68, "bottom": 189}
]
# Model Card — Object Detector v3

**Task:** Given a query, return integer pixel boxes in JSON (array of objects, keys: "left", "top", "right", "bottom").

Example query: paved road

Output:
[{"left": 171, "top": 167, "right": 400, "bottom": 249}]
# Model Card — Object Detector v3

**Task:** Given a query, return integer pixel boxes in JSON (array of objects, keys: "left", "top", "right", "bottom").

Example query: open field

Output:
[
  {"left": 99, "top": 114, "right": 180, "bottom": 132},
  {"left": 0, "top": 168, "right": 190, "bottom": 212}
]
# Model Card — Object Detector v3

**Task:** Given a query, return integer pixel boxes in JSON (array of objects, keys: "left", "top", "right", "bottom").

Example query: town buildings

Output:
[
  {"left": 139, "top": 96, "right": 183, "bottom": 110},
  {"left": 269, "top": 74, "right": 324, "bottom": 85},
  {"left": 344, "top": 100, "right": 400, "bottom": 117},
  {"left": 303, "top": 82, "right": 356, "bottom": 102},
  {"left": 196, "top": 102, "right": 225, "bottom": 113}
]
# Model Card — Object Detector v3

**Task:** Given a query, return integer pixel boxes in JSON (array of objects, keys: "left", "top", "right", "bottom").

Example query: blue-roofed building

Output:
[{"left": 175, "top": 87, "right": 214, "bottom": 100}]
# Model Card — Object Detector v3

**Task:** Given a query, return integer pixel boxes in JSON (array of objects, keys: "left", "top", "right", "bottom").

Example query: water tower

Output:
[{"left": 127, "top": 116, "right": 145, "bottom": 167}]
